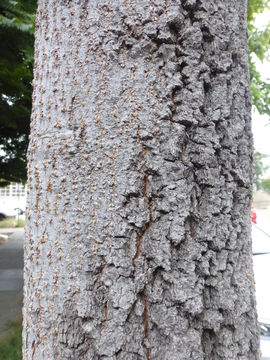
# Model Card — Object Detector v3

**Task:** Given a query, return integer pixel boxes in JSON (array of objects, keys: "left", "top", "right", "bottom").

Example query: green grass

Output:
[
  {"left": 15, "top": 219, "right": 25, "bottom": 228},
  {"left": 0, "top": 218, "right": 25, "bottom": 228},
  {"left": 0, "top": 319, "right": 22, "bottom": 360}
]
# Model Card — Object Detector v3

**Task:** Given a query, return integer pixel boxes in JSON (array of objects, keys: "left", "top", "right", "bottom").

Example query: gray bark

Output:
[{"left": 23, "top": 0, "right": 260, "bottom": 359}]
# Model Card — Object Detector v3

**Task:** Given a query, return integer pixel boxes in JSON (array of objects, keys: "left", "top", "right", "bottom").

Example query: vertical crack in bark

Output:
[
  {"left": 141, "top": 292, "right": 151, "bottom": 360},
  {"left": 104, "top": 301, "right": 108, "bottom": 320},
  {"left": 131, "top": 147, "right": 153, "bottom": 358},
  {"left": 132, "top": 173, "right": 153, "bottom": 280},
  {"left": 132, "top": 232, "right": 143, "bottom": 278},
  {"left": 68, "top": 95, "right": 75, "bottom": 128}
]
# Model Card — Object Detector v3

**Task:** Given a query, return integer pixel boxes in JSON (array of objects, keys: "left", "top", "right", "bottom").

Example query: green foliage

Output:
[
  {"left": 0, "top": 319, "right": 22, "bottom": 360},
  {"left": 0, "top": 217, "right": 25, "bottom": 228},
  {"left": 0, "top": 0, "right": 36, "bottom": 185},
  {"left": 261, "top": 177, "right": 270, "bottom": 192},
  {"left": 248, "top": 0, "right": 270, "bottom": 22},
  {"left": 253, "top": 151, "right": 269, "bottom": 189},
  {"left": 249, "top": 1, "right": 270, "bottom": 190},
  {"left": 248, "top": 0, "right": 270, "bottom": 116}
]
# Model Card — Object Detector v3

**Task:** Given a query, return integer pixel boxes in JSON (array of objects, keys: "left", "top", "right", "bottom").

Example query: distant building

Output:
[{"left": 0, "top": 183, "right": 26, "bottom": 216}]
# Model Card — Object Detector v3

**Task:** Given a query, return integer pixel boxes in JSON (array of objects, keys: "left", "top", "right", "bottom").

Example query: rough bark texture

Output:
[{"left": 24, "top": 1, "right": 260, "bottom": 359}]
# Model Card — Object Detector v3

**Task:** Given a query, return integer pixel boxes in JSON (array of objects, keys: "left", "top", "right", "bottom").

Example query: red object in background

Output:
[{"left": 251, "top": 209, "right": 257, "bottom": 224}]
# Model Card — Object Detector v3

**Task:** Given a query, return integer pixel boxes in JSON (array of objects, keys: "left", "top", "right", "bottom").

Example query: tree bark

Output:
[{"left": 23, "top": 0, "right": 260, "bottom": 359}]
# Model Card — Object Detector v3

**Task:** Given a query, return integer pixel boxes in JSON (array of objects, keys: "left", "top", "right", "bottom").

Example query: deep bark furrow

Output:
[{"left": 141, "top": 292, "right": 151, "bottom": 360}]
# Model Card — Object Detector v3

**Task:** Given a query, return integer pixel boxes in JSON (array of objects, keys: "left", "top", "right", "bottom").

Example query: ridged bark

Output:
[{"left": 24, "top": 0, "right": 260, "bottom": 359}]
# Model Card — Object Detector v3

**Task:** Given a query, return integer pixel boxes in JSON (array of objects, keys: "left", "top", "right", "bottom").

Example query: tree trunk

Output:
[{"left": 23, "top": 1, "right": 260, "bottom": 359}]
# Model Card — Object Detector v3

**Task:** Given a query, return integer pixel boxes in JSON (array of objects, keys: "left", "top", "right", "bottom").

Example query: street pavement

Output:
[{"left": 0, "top": 228, "right": 24, "bottom": 337}]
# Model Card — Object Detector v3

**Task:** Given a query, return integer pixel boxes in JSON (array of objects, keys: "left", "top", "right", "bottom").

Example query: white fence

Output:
[{"left": 0, "top": 183, "right": 26, "bottom": 216}]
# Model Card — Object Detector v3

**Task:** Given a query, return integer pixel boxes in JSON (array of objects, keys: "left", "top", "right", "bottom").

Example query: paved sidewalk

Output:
[{"left": 0, "top": 228, "right": 24, "bottom": 337}]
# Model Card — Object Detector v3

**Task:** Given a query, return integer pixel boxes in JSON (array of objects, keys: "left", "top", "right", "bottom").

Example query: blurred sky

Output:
[{"left": 252, "top": 10, "right": 270, "bottom": 174}]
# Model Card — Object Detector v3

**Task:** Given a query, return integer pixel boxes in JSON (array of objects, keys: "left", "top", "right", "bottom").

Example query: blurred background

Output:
[{"left": 0, "top": 0, "right": 269, "bottom": 359}]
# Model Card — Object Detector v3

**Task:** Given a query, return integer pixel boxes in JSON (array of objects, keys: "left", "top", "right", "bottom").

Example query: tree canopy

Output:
[
  {"left": 0, "top": 0, "right": 269, "bottom": 185},
  {"left": 248, "top": 0, "right": 270, "bottom": 117},
  {"left": 253, "top": 151, "right": 269, "bottom": 190},
  {"left": 0, "top": 0, "right": 35, "bottom": 186}
]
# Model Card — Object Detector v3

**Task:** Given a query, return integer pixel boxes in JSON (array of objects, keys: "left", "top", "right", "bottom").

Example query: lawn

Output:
[
  {"left": 0, "top": 218, "right": 25, "bottom": 229},
  {"left": 0, "top": 319, "right": 22, "bottom": 360}
]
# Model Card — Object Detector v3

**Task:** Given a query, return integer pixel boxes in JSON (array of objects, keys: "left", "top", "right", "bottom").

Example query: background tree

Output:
[
  {"left": 253, "top": 151, "right": 269, "bottom": 190},
  {"left": 0, "top": 0, "right": 35, "bottom": 186},
  {"left": 253, "top": 151, "right": 270, "bottom": 193},
  {"left": 248, "top": 0, "right": 270, "bottom": 117},
  {"left": 261, "top": 178, "right": 270, "bottom": 192},
  {"left": 24, "top": 1, "right": 260, "bottom": 359}
]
